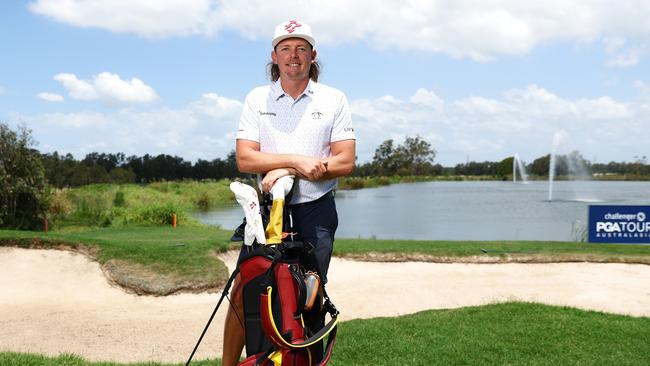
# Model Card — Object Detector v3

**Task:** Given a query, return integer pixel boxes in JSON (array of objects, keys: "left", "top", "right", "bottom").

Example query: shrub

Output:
[
  {"left": 47, "top": 189, "right": 72, "bottom": 222},
  {"left": 113, "top": 191, "right": 126, "bottom": 207},
  {"left": 376, "top": 177, "right": 391, "bottom": 186},
  {"left": 347, "top": 178, "right": 366, "bottom": 190},
  {"left": 0, "top": 123, "right": 48, "bottom": 229},
  {"left": 134, "top": 203, "right": 180, "bottom": 225},
  {"left": 67, "top": 192, "right": 112, "bottom": 226},
  {"left": 195, "top": 192, "right": 211, "bottom": 211}
]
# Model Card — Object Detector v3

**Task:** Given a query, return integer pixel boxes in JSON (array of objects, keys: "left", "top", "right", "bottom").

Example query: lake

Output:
[{"left": 193, "top": 181, "right": 650, "bottom": 241}]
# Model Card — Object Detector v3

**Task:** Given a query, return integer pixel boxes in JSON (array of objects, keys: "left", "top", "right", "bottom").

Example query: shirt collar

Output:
[{"left": 271, "top": 79, "right": 316, "bottom": 101}]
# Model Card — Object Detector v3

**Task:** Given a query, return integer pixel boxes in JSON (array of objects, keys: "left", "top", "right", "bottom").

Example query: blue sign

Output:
[{"left": 589, "top": 205, "right": 650, "bottom": 244}]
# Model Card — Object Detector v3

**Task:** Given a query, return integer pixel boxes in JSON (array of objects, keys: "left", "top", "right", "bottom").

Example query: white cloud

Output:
[
  {"left": 190, "top": 93, "right": 243, "bottom": 119},
  {"left": 455, "top": 96, "right": 510, "bottom": 115},
  {"left": 0, "top": 86, "right": 7, "bottom": 95},
  {"left": 635, "top": 80, "right": 650, "bottom": 96},
  {"left": 42, "top": 111, "right": 111, "bottom": 129},
  {"left": 29, "top": 0, "right": 219, "bottom": 38},
  {"left": 602, "top": 37, "right": 648, "bottom": 67},
  {"left": 14, "top": 84, "right": 650, "bottom": 166},
  {"left": 29, "top": 0, "right": 650, "bottom": 61},
  {"left": 410, "top": 88, "right": 444, "bottom": 110},
  {"left": 575, "top": 97, "right": 633, "bottom": 120},
  {"left": 19, "top": 93, "right": 242, "bottom": 160},
  {"left": 54, "top": 73, "right": 98, "bottom": 100},
  {"left": 37, "top": 92, "right": 64, "bottom": 102},
  {"left": 351, "top": 85, "right": 644, "bottom": 165},
  {"left": 54, "top": 72, "right": 158, "bottom": 106}
]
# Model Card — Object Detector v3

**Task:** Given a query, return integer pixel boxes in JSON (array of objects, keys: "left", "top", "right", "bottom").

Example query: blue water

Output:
[{"left": 194, "top": 181, "right": 650, "bottom": 241}]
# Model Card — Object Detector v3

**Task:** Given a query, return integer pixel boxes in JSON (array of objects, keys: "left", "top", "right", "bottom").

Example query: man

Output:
[{"left": 222, "top": 19, "right": 356, "bottom": 366}]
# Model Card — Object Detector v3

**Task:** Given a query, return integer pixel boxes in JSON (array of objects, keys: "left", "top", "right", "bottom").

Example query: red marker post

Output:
[{"left": 172, "top": 214, "right": 177, "bottom": 229}]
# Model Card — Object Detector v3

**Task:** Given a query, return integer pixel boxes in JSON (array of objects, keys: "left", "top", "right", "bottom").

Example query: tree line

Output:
[
  {"left": 41, "top": 150, "right": 245, "bottom": 188},
  {"left": 355, "top": 137, "right": 650, "bottom": 179}
]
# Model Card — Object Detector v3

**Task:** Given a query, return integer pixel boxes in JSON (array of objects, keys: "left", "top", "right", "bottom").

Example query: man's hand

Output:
[
  {"left": 262, "top": 168, "right": 296, "bottom": 192},
  {"left": 292, "top": 156, "right": 327, "bottom": 181}
]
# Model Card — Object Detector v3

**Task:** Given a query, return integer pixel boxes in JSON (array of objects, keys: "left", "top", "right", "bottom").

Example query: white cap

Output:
[{"left": 272, "top": 20, "right": 315, "bottom": 48}]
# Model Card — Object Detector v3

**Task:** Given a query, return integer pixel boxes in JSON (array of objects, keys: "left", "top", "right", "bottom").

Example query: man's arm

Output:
[
  {"left": 236, "top": 139, "right": 327, "bottom": 180},
  {"left": 321, "top": 139, "right": 356, "bottom": 179}
]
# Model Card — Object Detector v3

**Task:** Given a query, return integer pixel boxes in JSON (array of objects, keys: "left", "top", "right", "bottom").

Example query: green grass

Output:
[
  {"left": 2, "top": 303, "right": 649, "bottom": 365},
  {"left": 331, "top": 302, "right": 650, "bottom": 365},
  {"left": 334, "top": 238, "right": 650, "bottom": 263},
  {"left": 48, "top": 180, "right": 239, "bottom": 228},
  {"left": 0, "top": 226, "right": 233, "bottom": 293},
  {"left": 0, "top": 226, "right": 231, "bottom": 273},
  {"left": 0, "top": 352, "right": 218, "bottom": 366}
]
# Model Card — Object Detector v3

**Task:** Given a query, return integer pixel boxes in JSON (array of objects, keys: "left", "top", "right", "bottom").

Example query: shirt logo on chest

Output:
[
  {"left": 311, "top": 110, "right": 323, "bottom": 119},
  {"left": 258, "top": 110, "right": 276, "bottom": 116}
]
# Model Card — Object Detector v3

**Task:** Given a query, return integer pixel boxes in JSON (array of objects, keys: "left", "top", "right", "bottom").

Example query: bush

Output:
[
  {"left": 67, "top": 191, "right": 112, "bottom": 226},
  {"left": 113, "top": 191, "right": 126, "bottom": 207},
  {"left": 376, "top": 177, "right": 391, "bottom": 186},
  {"left": 0, "top": 123, "right": 48, "bottom": 229},
  {"left": 47, "top": 189, "right": 72, "bottom": 223},
  {"left": 195, "top": 192, "right": 211, "bottom": 211},
  {"left": 134, "top": 203, "right": 181, "bottom": 225}
]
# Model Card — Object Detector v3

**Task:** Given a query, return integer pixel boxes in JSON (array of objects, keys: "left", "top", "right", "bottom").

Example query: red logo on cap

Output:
[{"left": 284, "top": 20, "right": 302, "bottom": 34}]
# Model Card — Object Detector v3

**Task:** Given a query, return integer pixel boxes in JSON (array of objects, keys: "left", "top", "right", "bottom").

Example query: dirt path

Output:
[{"left": 1, "top": 247, "right": 649, "bottom": 363}]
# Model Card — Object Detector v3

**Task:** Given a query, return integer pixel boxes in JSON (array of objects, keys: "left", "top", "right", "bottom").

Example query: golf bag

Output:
[
  {"left": 236, "top": 242, "right": 339, "bottom": 366},
  {"left": 185, "top": 178, "right": 339, "bottom": 366}
]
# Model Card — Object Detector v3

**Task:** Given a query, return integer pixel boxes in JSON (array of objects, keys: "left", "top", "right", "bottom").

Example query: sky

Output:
[{"left": 1, "top": 0, "right": 649, "bottom": 166}]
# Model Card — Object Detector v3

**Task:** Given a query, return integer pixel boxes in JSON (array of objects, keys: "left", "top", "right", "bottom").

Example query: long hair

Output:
[{"left": 267, "top": 61, "right": 320, "bottom": 82}]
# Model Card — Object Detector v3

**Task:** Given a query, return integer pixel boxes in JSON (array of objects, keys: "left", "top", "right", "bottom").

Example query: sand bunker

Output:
[{"left": 1, "top": 247, "right": 649, "bottom": 363}]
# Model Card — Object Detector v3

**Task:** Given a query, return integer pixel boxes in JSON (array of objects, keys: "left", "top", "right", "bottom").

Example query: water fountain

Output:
[
  {"left": 513, "top": 153, "right": 529, "bottom": 184},
  {"left": 547, "top": 130, "right": 596, "bottom": 202},
  {"left": 548, "top": 131, "right": 564, "bottom": 201}
]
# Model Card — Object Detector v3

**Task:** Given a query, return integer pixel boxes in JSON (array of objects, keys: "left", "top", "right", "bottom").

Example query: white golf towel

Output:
[{"left": 229, "top": 181, "right": 266, "bottom": 245}]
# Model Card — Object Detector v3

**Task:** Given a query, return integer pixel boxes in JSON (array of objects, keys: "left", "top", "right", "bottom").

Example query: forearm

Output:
[
  {"left": 322, "top": 140, "right": 355, "bottom": 179},
  {"left": 236, "top": 148, "right": 298, "bottom": 174},
  {"left": 322, "top": 156, "right": 353, "bottom": 179},
  {"left": 236, "top": 139, "right": 326, "bottom": 180}
]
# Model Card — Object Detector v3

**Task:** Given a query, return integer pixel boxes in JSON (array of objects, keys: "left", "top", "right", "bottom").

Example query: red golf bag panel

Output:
[{"left": 236, "top": 244, "right": 338, "bottom": 366}]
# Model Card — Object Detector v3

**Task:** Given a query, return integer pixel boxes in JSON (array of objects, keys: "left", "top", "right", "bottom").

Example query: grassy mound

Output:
[{"left": 0, "top": 226, "right": 232, "bottom": 295}]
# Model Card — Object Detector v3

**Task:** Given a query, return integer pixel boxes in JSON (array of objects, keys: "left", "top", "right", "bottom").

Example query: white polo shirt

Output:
[{"left": 236, "top": 79, "right": 356, "bottom": 204}]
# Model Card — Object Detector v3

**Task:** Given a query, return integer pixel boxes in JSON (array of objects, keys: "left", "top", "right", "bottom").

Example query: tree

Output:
[
  {"left": 0, "top": 123, "right": 48, "bottom": 229},
  {"left": 529, "top": 154, "right": 550, "bottom": 177},
  {"left": 371, "top": 136, "right": 437, "bottom": 176},
  {"left": 372, "top": 139, "right": 398, "bottom": 175},
  {"left": 395, "top": 135, "right": 436, "bottom": 175},
  {"left": 109, "top": 167, "right": 136, "bottom": 184},
  {"left": 497, "top": 156, "right": 515, "bottom": 179},
  {"left": 454, "top": 161, "right": 498, "bottom": 176}
]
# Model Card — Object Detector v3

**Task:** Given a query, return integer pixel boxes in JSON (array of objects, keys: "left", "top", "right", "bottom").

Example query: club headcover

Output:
[{"left": 229, "top": 181, "right": 266, "bottom": 245}]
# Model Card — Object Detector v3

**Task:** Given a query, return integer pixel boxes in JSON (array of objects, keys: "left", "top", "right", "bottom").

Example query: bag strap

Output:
[
  {"left": 315, "top": 323, "right": 338, "bottom": 366},
  {"left": 260, "top": 286, "right": 339, "bottom": 350}
]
